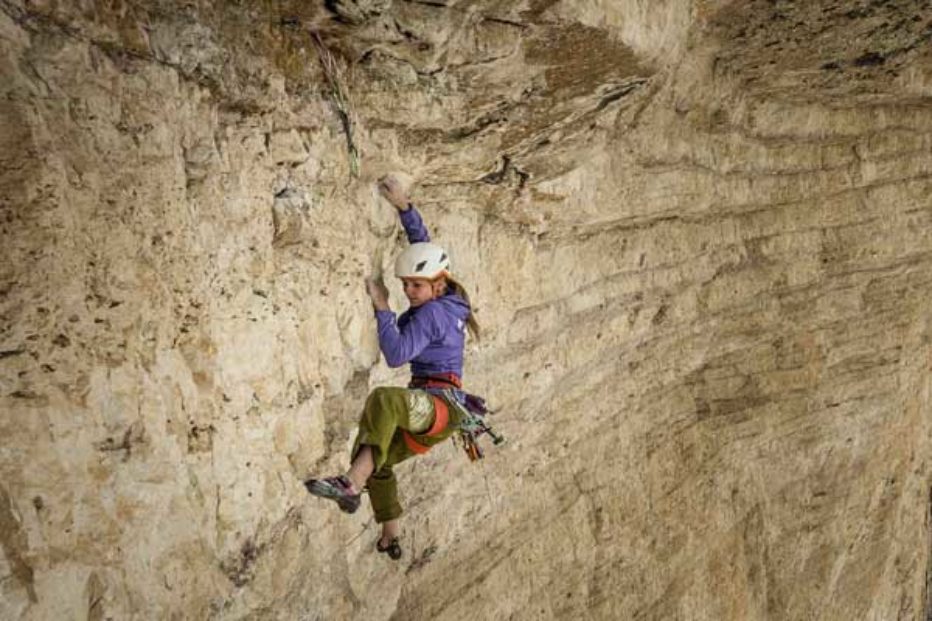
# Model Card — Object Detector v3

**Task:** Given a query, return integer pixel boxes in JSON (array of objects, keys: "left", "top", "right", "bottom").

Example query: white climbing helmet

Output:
[{"left": 394, "top": 242, "right": 451, "bottom": 279}]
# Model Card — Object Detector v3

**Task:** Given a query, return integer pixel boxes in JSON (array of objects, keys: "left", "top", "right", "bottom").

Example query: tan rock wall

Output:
[{"left": 1, "top": 1, "right": 930, "bottom": 619}]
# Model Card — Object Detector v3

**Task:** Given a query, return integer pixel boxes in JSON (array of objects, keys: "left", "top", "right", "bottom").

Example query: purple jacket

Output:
[{"left": 375, "top": 207, "right": 469, "bottom": 378}]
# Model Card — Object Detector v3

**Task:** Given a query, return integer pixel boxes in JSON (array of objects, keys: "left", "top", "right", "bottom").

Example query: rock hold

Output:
[{"left": 271, "top": 187, "right": 316, "bottom": 248}]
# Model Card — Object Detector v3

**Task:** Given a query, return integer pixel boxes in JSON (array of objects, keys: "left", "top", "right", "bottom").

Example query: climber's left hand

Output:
[{"left": 365, "top": 277, "right": 390, "bottom": 311}]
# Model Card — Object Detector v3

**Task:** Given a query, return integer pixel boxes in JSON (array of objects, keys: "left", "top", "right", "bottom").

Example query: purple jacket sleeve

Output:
[
  {"left": 399, "top": 206, "right": 431, "bottom": 243},
  {"left": 375, "top": 307, "right": 440, "bottom": 367}
]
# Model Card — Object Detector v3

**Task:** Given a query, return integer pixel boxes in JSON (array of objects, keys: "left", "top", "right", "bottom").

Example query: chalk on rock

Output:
[
  {"left": 184, "top": 142, "right": 217, "bottom": 184},
  {"left": 272, "top": 188, "right": 315, "bottom": 247},
  {"left": 270, "top": 130, "right": 308, "bottom": 166}
]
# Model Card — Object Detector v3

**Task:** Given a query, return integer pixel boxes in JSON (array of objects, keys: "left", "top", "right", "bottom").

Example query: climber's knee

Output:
[{"left": 365, "top": 386, "right": 403, "bottom": 413}]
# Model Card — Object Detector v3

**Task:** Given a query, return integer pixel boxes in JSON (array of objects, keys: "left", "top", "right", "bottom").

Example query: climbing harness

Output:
[{"left": 407, "top": 374, "right": 504, "bottom": 461}]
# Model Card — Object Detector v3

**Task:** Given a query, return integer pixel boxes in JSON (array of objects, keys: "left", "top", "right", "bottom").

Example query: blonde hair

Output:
[{"left": 445, "top": 275, "right": 480, "bottom": 341}]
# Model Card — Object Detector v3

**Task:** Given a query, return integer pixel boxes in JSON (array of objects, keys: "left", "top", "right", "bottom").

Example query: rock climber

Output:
[{"left": 304, "top": 174, "right": 482, "bottom": 561}]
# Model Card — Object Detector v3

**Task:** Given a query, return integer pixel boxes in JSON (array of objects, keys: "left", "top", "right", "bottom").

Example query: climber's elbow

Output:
[
  {"left": 381, "top": 347, "right": 409, "bottom": 368},
  {"left": 384, "top": 355, "right": 407, "bottom": 368}
]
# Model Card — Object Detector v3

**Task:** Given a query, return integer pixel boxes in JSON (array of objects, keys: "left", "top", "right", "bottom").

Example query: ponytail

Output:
[{"left": 445, "top": 276, "right": 480, "bottom": 341}]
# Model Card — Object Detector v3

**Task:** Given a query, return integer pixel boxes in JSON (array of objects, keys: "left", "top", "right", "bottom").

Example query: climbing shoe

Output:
[
  {"left": 304, "top": 475, "right": 361, "bottom": 514},
  {"left": 377, "top": 537, "right": 402, "bottom": 560}
]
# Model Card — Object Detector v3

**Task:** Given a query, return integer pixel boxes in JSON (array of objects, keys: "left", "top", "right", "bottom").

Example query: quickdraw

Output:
[{"left": 432, "top": 389, "right": 504, "bottom": 462}]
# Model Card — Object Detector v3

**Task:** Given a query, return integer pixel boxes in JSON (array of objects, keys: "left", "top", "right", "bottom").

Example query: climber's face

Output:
[{"left": 402, "top": 277, "right": 444, "bottom": 307}]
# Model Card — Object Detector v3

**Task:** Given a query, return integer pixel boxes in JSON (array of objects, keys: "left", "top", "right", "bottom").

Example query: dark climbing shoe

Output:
[
  {"left": 304, "top": 475, "right": 361, "bottom": 514},
  {"left": 377, "top": 537, "right": 402, "bottom": 560}
]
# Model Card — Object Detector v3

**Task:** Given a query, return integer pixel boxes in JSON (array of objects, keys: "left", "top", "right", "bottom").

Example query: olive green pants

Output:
[{"left": 352, "top": 387, "right": 458, "bottom": 523}]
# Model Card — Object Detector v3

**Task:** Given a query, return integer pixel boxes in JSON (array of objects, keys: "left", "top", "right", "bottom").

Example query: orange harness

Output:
[{"left": 402, "top": 374, "right": 461, "bottom": 454}]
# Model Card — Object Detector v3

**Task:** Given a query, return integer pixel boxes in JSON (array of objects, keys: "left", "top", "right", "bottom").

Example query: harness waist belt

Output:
[{"left": 409, "top": 373, "right": 462, "bottom": 389}]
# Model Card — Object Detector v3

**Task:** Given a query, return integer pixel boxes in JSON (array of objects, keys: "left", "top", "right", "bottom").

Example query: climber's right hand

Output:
[{"left": 377, "top": 174, "right": 410, "bottom": 211}]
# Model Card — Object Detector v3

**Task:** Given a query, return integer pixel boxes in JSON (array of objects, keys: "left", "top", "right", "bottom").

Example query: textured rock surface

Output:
[{"left": 1, "top": 0, "right": 930, "bottom": 619}]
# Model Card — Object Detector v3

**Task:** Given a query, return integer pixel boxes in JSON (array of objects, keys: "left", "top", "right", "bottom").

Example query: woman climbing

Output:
[{"left": 304, "top": 174, "right": 482, "bottom": 561}]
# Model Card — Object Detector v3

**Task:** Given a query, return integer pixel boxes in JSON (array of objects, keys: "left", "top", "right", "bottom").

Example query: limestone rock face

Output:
[{"left": 1, "top": 1, "right": 930, "bottom": 619}]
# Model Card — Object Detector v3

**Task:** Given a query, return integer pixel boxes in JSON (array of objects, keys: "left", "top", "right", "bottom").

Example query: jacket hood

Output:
[{"left": 431, "top": 291, "right": 471, "bottom": 320}]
